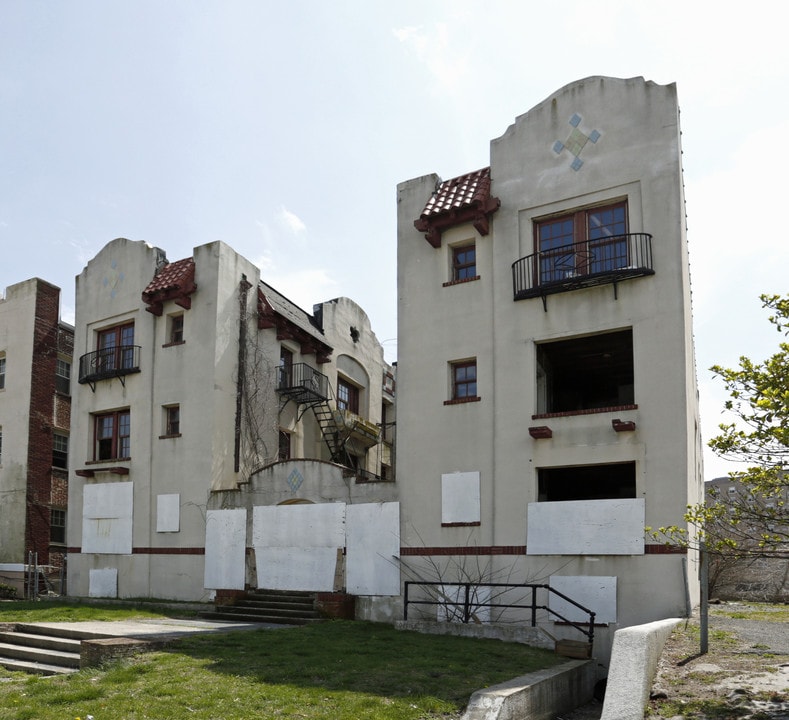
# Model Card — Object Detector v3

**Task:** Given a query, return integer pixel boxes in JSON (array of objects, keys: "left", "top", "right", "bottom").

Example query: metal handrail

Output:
[
  {"left": 403, "top": 581, "right": 597, "bottom": 644},
  {"left": 277, "top": 362, "right": 329, "bottom": 400},
  {"left": 512, "top": 232, "right": 654, "bottom": 300}
]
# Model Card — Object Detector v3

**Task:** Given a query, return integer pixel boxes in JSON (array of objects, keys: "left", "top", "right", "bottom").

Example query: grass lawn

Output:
[{"left": 0, "top": 603, "right": 563, "bottom": 720}]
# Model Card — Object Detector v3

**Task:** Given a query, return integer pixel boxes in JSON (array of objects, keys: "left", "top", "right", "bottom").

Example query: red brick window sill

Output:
[
  {"left": 162, "top": 340, "right": 186, "bottom": 348},
  {"left": 158, "top": 433, "right": 182, "bottom": 440},
  {"left": 532, "top": 404, "right": 637, "bottom": 420},
  {"left": 441, "top": 521, "right": 481, "bottom": 527},
  {"left": 444, "top": 396, "right": 481, "bottom": 406},
  {"left": 443, "top": 275, "right": 480, "bottom": 288}
]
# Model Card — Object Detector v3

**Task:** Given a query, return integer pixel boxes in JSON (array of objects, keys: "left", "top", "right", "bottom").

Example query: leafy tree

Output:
[{"left": 653, "top": 294, "right": 788, "bottom": 560}]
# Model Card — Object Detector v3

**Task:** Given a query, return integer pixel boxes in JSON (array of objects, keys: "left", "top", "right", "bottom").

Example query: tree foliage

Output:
[{"left": 653, "top": 294, "right": 789, "bottom": 559}]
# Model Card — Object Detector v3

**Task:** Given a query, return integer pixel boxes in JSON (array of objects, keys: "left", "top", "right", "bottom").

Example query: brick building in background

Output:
[{"left": 0, "top": 278, "right": 73, "bottom": 578}]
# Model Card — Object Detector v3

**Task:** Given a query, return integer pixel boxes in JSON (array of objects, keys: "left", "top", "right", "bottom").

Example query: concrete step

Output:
[
  {"left": 0, "top": 656, "right": 77, "bottom": 676},
  {"left": 200, "top": 611, "right": 321, "bottom": 626},
  {"left": 0, "top": 630, "right": 81, "bottom": 654},
  {"left": 0, "top": 641, "right": 80, "bottom": 668}
]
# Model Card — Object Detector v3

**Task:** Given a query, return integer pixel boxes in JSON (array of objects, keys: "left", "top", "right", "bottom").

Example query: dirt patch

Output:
[{"left": 647, "top": 602, "right": 788, "bottom": 719}]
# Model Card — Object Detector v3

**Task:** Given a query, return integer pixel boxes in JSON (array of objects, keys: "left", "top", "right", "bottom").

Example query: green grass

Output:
[
  {"left": 0, "top": 599, "right": 200, "bottom": 624},
  {"left": 712, "top": 603, "right": 789, "bottom": 623},
  {"left": 0, "top": 607, "right": 563, "bottom": 720}
]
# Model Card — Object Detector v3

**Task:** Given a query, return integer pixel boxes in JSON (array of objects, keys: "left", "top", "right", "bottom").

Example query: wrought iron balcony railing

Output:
[
  {"left": 512, "top": 232, "right": 654, "bottom": 301},
  {"left": 78, "top": 345, "right": 141, "bottom": 388},
  {"left": 277, "top": 362, "right": 329, "bottom": 404}
]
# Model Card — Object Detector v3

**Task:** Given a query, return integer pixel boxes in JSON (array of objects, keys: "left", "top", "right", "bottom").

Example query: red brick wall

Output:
[{"left": 23, "top": 281, "right": 72, "bottom": 568}]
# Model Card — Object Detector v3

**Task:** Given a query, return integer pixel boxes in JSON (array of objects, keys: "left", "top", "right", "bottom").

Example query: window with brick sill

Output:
[
  {"left": 445, "top": 243, "right": 478, "bottom": 286},
  {"left": 166, "top": 314, "right": 184, "bottom": 345},
  {"left": 160, "top": 405, "right": 180, "bottom": 438},
  {"left": 337, "top": 377, "right": 360, "bottom": 414},
  {"left": 94, "top": 410, "right": 130, "bottom": 461},
  {"left": 0, "top": 355, "right": 5, "bottom": 390},
  {"left": 446, "top": 360, "right": 479, "bottom": 404}
]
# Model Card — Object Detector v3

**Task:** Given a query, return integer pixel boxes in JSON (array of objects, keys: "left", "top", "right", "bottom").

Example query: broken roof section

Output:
[
  {"left": 142, "top": 257, "right": 197, "bottom": 315},
  {"left": 414, "top": 167, "right": 500, "bottom": 248},
  {"left": 258, "top": 282, "right": 332, "bottom": 364}
]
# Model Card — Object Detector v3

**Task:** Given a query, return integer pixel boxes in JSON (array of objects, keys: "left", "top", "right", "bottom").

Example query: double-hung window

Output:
[
  {"left": 53, "top": 433, "right": 69, "bottom": 469},
  {"left": 451, "top": 360, "right": 477, "bottom": 401},
  {"left": 337, "top": 378, "right": 359, "bottom": 414},
  {"left": 98, "top": 323, "right": 135, "bottom": 373},
  {"left": 55, "top": 358, "right": 71, "bottom": 395},
  {"left": 537, "top": 202, "right": 628, "bottom": 283},
  {"left": 94, "top": 410, "right": 131, "bottom": 461}
]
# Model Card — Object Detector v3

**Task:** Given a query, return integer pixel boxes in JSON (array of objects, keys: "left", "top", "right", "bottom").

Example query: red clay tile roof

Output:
[
  {"left": 419, "top": 167, "right": 493, "bottom": 218},
  {"left": 414, "top": 167, "right": 500, "bottom": 247},
  {"left": 142, "top": 258, "right": 197, "bottom": 315}
]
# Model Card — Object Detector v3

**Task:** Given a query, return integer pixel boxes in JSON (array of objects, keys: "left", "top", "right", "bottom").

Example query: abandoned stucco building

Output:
[
  {"left": 66, "top": 238, "right": 396, "bottom": 601},
  {"left": 0, "top": 278, "right": 73, "bottom": 582},
  {"left": 395, "top": 76, "right": 703, "bottom": 660}
]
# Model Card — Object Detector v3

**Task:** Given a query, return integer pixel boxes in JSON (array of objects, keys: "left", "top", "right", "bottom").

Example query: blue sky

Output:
[{"left": 2, "top": 1, "right": 787, "bottom": 480}]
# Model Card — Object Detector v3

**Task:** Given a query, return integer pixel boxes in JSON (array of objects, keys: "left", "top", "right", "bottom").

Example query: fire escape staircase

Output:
[{"left": 277, "top": 363, "right": 380, "bottom": 468}]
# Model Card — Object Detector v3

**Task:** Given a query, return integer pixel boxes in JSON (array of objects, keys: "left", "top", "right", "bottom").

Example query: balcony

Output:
[
  {"left": 512, "top": 233, "right": 654, "bottom": 302},
  {"left": 78, "top": 345, "right": 141, "bottom": 389},
  {"left": 335, "top": 409, "right": 381, "bottom": 448},
  {"left": 277, "top": 362, "right": 329, "bottom": 404}
]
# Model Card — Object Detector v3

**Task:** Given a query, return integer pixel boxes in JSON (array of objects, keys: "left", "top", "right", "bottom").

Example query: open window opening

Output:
[
  {"left": 538, "top": 461, "right": 636, "bottom": 502},
  {"left": 536, "top": 329, "right": 633, "bottom": 415}
]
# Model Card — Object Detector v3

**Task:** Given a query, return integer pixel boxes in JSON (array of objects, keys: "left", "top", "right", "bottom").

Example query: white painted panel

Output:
[
  {"left": 255, "top": 547, "right": 338, "bottom": 592},
  {"left": 82, "top": 482, "right": 133, "bottom": 554},
  {"left": 441, "top": 472, "right": 480, "bottom": 524},
  {"left": 549, "top": 575, "right": 617, "bottom": 623},
  {"left": 346, "top": 502, "right": 400, "bottom": 596},
  {"left": 527, "top": 498, "right": 645, "bottom": 555},
  {"left": 437, "top": 584, "right": 491, "bottom": 623},
  {"left": 204, "top": 508, "right": 247, "bottom": 590},
  {"left": 156, "top": 494, "right": 180, "bottom": 533},
  {"left": 89, "top": 568, "right": 118, "bottom": 598},
  {"left": 252, "top": 503, "right": 345, "bottom": 548}
]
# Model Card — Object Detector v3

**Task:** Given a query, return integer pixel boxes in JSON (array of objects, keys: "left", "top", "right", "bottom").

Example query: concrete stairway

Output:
[
  {"left": 0, "top": 624, "right": 83, "bottom": 676},
  {"left": 201, "top": 589, "right": 323, "bottom": 626}
]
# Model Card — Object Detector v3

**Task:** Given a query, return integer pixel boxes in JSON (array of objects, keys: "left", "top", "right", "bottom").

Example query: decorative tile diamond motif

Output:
[
  {"left": 553, "top": 114, "right": 601, "bottom": 171},
  {"left": 287, "top": 468, "right": 304, "bottom": 493}
]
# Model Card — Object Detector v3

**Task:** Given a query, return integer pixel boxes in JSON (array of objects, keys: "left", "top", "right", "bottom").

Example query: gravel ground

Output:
[{"left": 556, "top": 602, "right": 789, "bottom": 720}]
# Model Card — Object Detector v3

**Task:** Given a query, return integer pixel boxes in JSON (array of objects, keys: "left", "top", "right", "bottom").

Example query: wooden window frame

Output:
[
  {"left": 450, "top": 360, "right": 478, "bottom": 402},
  {"left": 164, "top": 405, "right": 180, "bottom": 437},
  {"left": 94, "top": 410, "right": 131, "bottom": 461},
  {"left": 337, "top": 377, "right": 360, "bottom": 414},
  {"left": 98, "top": 323, "right": 135, "bottom": 371},
  {"left": 452, "top": 243, "right": 477, "bottom": 281}
]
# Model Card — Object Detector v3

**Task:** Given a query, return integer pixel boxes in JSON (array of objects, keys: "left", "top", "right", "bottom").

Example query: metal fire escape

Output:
[{"left": 277, "top": 362, "right": 380, "bottom": 468}]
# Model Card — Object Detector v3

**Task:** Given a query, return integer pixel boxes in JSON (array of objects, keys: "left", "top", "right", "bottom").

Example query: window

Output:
[
  {"left": 278, "top": 430, "right": 291, "bottom": 461},
  {"left": 279, "top": 347, "right": 293, "bottom": 389},
  {"left": 94, "top": 410, "right": 131, "bottom": 461},
  {"left": 168, "top": 314, "right": 184, "bottom": 344},
  {"left": 337, "top": 377, "right": 359, "bottom": 413},
  {"left": 451, "top": 360, "right": 477, "bottom": 401},
  {"left": 452, "top": 243, "right": 476, "bottom": 281},
  {"left": 50, "top": 509, "right": 66, "bottom": 545},
  {"left": 538, "top": 462, "right": 636, "bottom": 502},
  {"left": 536, "top": 330, "right": 633, "bottom": 415},
  {"left": 98, "top": 323, "right": 135, "bottom": 372},
  {"left": 53, "top": 433, "right": 68, "bottom": 469},
  {"left": 536, "top": 202, "right": 628, "bottom": 283},
  {"left": 0, "top": 427, "right": 3, "bottom": 464},
  {"left": 0, "top": 355, "right": 5, "bottom": 390},
  {"left": 164, "top": 405, "right": 180, "bottom": 436},
  {"left": 55, "top": 358, "right": 71, "bottom": 395}
]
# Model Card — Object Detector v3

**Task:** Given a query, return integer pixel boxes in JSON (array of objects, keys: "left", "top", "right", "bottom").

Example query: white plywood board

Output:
[
  {"left": 549, "top": 575, "right": 617, "bottom": 623},
  {"left": 82, "top": 482, "right": 133, "bottom": 554},
  {"left": 89, "top": 568, "right": 118, "bottom": 598},
  {"left": 156, "top": 494, "right": 180, "bottom": 533},
  {"left": 203, "top": 508, "right": 247, "bottom": 590},
  {"left": 527, "top": 498, "right": 645, "bottom": 555},
  {"left": 255, "top": 547, "right": 338, "bottom": 592},
  {"left": 441, "top": 472, "right": 480, "bottom": 524},
  {"left": 346, "top": 502, "right": 400, "bottom": 596},
  {"left": 252, "top": 503, "right": 345, "bottom": 548}
]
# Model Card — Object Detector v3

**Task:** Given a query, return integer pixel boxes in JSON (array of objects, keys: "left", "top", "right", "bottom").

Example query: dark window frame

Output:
[
  {"left": 536, "top": 201, "right": 628, "bottom": 283},
  {"left": 452, "top": 243, "right": 477, "bottom": 281},
  {"left": 278, "top": 430, "right": 291, "bottom": 461},
  {"left": 0, "top": 355, "right": 5, "bottom": 390},
  {"left": 337, "top": 377, "right": 360, "bottom": 414},
  {"left": 93, "top": 410, "right": 131, "bottom": 461},
  {"left": 98, "top": 323, "right": 135, "bottom": 371},
  {"left": 165, "top": 405, "right": 180, "bottom": 436},
  {"left": 53, "top": 432, "right": 69, "bottom": 469},
  {"left": 169, "top": 314, "right": 184, "bottom": 344},
  {"left": 451, "top": 360, "right": 478, "bottom": 401},
  {"left": 50, "top": 508, "right": 66, "bottom": 545}
]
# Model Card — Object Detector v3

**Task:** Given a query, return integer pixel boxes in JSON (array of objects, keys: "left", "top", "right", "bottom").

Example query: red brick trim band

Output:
[
  {"left": 444, "top": 396, "right": 481, "bottom": 406},
  {"left": 532, "top": 404, "right": 638, "bottom": 420},
  {"left": 66, "top": 548, "right": 205, "bottom": 555},
  {"left": 442, "top": 276, "right": 481, "bottom": 288},
  {"left": 441, "top": 522, "right": 481, "bottom": 527},
  {"left": 401, "top": 544, "right": 687, "bottom": 556}
]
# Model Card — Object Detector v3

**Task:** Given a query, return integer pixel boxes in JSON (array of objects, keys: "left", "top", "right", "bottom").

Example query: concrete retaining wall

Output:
[
  {"left": 600, "top": 618, "right": 681, "bottom": 720},
  {"left": 461, "top": 659, "right": 596, "bottom": 720}
]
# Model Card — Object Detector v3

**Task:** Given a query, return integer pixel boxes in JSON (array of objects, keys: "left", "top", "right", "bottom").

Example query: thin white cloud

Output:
[
  {"left": 392, "top": 22, "right": 468, "bottom": 94},
  {"left": 279, "top": 206, "right": 306, "bottom": 234}
]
